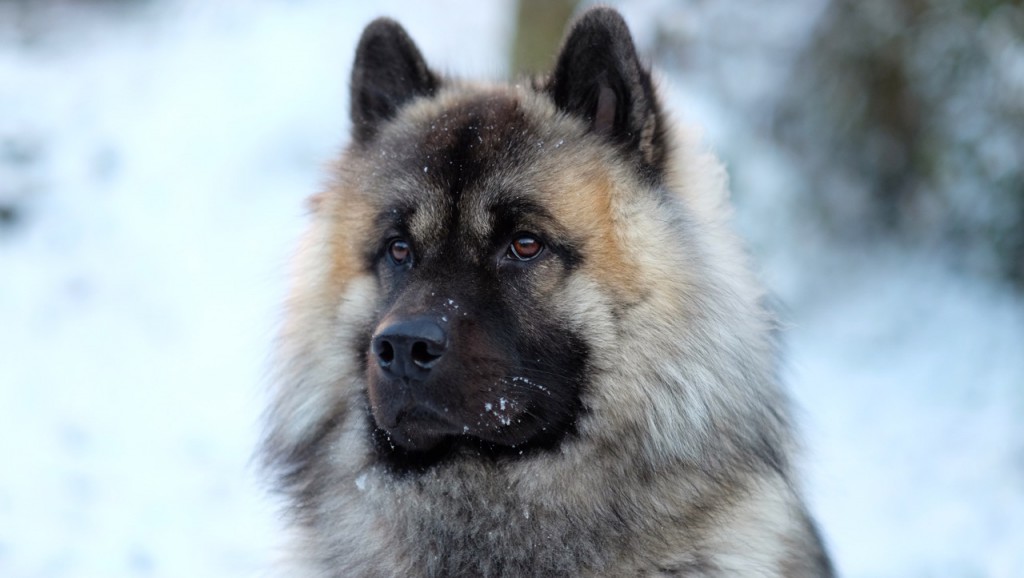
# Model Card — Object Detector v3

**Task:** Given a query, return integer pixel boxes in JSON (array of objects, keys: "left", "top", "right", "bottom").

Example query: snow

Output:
[
  {"left": 784, "top": 246, "right": 1024, "bottom": 577},
  {"left": 1, "top": 1, "right": 1021, "bottom": 577}
]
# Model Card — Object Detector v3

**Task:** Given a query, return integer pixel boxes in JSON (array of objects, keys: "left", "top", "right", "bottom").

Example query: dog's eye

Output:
[
  {"left": 507, "top": 234, "right": 543, "bottom": 261},
  {"left": 388, "top": 239, "right": 412, "bottom": 265}
]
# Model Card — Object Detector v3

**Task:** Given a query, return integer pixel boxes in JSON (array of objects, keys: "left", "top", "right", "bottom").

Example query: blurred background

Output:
[{"left": 1, "top": 0, "right": 1021, "bottom": 576}]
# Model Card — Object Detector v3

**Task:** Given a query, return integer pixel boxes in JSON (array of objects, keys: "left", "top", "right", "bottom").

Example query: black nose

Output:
[{"left": 371, "top": 317, "right": 447, "bottom": 381}]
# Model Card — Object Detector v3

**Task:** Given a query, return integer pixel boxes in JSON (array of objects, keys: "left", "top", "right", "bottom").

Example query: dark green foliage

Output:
[{"left": 774, "top": 0, "right": 1024, "bottom": 285}]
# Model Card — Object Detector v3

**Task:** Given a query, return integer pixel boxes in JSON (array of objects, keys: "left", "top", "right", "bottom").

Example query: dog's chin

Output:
[{"left": 375, "top": 409, "right": 459, "bottom": 452}]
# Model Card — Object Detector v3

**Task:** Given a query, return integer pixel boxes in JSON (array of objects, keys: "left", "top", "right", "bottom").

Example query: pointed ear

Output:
[
  {"left": 546, "top": 8, "right": 667, "bottom": 178},
  {"left": 350, "top": 18, "right": 438, "bottom": 144}
]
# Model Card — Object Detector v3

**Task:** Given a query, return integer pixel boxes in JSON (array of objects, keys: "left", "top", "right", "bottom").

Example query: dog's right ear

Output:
[{"left": 350, "top": 18, "right": 438, "bottom": 144}]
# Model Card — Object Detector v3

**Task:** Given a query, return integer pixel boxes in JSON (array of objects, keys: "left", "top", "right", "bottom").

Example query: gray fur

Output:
[{"left": 261, "top": 8, "right": 834, "bottom": 577}]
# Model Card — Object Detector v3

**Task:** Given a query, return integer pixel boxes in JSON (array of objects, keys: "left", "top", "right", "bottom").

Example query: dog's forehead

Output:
[
  {"left": 416, "top": 92, "right": 534, "bottom": 190},
  {"left": 383, "top": 92, "right": 547, "bottom": 245}
]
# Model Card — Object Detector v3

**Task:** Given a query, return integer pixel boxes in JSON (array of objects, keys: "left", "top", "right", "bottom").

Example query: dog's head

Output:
[
  {"left": 331, "top": 9, "right": 673, "bottom": 466},
  {"left": 265, "top": 8, "right": 786, "bottom": 486}
]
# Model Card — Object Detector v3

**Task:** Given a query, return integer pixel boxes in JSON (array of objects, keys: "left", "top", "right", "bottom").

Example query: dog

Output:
[{"left": 261, "top": 7, "right": 834, "bottom": 576}]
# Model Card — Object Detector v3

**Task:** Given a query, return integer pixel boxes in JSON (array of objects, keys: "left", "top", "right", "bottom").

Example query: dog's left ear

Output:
[{"left": 546, "top": 7, "right": 667, "bottom": 179}]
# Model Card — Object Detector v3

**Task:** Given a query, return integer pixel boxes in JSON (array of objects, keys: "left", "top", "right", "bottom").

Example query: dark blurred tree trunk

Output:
[{"left": 510, "top": 0, "right": 579, "bottom": 75}]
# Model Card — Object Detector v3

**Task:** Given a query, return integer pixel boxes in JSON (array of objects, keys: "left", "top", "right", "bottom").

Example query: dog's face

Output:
[
  {"left": 327, "top": 11, "right": 669, "bottom": 468},
  {"left": 361, "top": 94, "right": 589, "bottom": 458}
]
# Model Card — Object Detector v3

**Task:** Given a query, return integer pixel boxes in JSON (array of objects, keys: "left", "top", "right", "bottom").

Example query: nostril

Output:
[
  {"left": 377, "top": 340, "right": 395, "bottom": 365},
  {"left": 372, "top": 318, "right": 447, "bottom": 377},
  {"left": 410, "top": 340, "right": 442, "bottom": 368}
]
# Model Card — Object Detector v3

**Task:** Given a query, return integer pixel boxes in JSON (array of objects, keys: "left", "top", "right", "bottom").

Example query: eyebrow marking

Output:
[{"left": 374, "top": 203, "right": 417, "bottom": 232}]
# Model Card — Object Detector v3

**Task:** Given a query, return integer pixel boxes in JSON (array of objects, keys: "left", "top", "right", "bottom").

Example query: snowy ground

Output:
[{"left": 1, "top": 1, "right": 1021, "bottom": 577}]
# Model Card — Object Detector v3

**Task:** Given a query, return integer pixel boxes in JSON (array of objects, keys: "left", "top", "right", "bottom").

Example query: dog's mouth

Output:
[
  {"left": 368, "top": 384, "right": 533, "bottom": 453},
  {"left": 379, "top": 404, "right": 462, "bottom": 451},
  {"left": 365, "top": 372, "right": 585, "bottom": 472}
]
